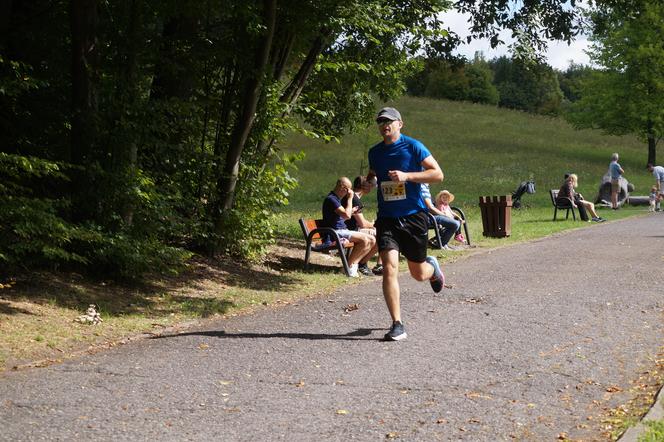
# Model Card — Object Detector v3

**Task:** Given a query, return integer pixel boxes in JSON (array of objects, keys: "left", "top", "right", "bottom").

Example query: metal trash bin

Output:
[{"left": 479, "top": 195, "right": 512, "bottom": 237}]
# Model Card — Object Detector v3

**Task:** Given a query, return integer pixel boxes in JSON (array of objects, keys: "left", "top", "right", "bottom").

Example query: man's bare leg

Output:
[
  {"left": 407, "top": 260, "right": 434, "bottom": 281},
  {"left": 347, "top": 232, "right": 373, "bottom": 266},
  {"left": 381, "top": 249, "right": 401, "bottom": 322}
]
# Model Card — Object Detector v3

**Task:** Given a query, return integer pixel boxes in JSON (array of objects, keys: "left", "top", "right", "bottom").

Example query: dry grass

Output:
[{"left": 0, "top": 239, "right": 360, "bottom": 371}]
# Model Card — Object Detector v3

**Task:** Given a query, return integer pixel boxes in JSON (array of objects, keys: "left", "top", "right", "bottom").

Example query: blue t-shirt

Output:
[
  {"left": 609, "top": 161, "right": 622, "bottom": 179},
  {"left": 368, "top": 134, "right": 431, "bottom": 218},
  {"left": 321, "top": 192, "right": 347, "bottom": 231}
]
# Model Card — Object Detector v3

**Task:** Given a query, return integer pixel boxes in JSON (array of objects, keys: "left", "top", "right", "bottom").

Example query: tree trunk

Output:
[
  {"left": 272, "top": 31, "right": 295, "bottom": 81},
  {"left": 253, "top": 31, "right": 330, "bottom": 161},
  {"left": 151, "top": 13, "right": 197, "bottom": 101},
  {"left": 212, "top": 0, "right": 276, "bottom": 240},
  {"left": 69, "top": 0, "right": 99, "bottom": 221},
  {"left": 647, "top": 134, "right": 656, "bottom": 165},
  {"left": 646, "top": 119, "right": 656, "bottom": 165},
  {"left": 117, "top": 0, "right": 141, "bottom": 226},
  {"left": 280, "top": 32, "right": 328, "bottom": 108}
]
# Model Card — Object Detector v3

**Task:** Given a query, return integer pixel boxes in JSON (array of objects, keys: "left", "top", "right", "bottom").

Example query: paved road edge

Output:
[{"left": 618, "top": 385, "right": 664, "bottom": 441}]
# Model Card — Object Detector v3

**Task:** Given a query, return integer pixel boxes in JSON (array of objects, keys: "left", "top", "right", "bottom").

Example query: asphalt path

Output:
[{"left": 1, "top": 214, "right": 662, "bottom": 441}]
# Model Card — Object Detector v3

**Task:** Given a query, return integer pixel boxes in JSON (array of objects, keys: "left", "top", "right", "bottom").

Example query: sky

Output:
[{"left": 439, "top": 11, "right": 592, "bottom": 70}]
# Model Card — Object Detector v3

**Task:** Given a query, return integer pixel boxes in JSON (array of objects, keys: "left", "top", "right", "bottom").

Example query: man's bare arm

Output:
[{"left": 388, "top": 155, "right": 443, "bottom": 183}]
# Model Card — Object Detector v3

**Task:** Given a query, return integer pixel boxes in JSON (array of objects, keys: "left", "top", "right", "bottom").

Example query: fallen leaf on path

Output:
[
  {"left": 606, "top": 385, "right": 622, "bottom": 392},
  {"left": 464, "top": 298, "right": 482, "bottom": 303},
  {"left": 336, "top": 409, "right": 348, "bottom": 415},
  {"left": 465, "top": 391, "right": 492, "bottom": 400},
  {"left": 198, "top": 343, "right": 209, "bottom": 350},
  {"left": 344, "top": 303, "right": 359, "bottom": 312},
  {"left": 385, "top": 432, "right": 399, "bottom": 439}
]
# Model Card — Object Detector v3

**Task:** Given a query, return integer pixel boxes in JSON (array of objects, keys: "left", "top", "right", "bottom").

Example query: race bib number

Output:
[{"left": 381, "top": 181, "right": 406, "bottom": 201}]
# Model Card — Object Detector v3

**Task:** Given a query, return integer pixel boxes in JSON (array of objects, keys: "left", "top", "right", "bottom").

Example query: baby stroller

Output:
[{"left": 511, "top": 180, "right": 535, "bottom": 209}]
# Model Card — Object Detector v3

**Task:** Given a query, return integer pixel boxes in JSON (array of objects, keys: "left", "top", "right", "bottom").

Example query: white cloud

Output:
[{"left": 439, "top": 11, "right": 591, "bottom": 70}]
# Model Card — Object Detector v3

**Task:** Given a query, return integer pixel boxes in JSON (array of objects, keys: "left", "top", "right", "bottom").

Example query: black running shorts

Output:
[{"left": 375, "top": 211, "right": 428, "bottom": 263}]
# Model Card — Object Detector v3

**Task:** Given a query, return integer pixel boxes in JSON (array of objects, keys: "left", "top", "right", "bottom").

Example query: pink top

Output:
[{"left": 436, "top": 201, "right": 455, "bottom": 218}]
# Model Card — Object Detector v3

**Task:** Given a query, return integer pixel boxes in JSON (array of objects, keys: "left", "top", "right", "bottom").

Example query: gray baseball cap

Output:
[{"left": 376, "top": 107, "right": 402, "bottom": 122}]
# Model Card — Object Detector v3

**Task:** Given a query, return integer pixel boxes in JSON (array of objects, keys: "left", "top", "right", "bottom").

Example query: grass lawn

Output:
[
  {"left": 1, "top": 96, "right": 660, "bottom": 438},
  {"left": 274, "top": 95, "right": 653, "bottom": 240}
]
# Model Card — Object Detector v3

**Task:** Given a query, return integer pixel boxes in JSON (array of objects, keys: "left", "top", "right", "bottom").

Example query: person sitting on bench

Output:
[
  {"left": 343, "top": 176, "right": 382, "bottom": 275},
  {"left": 321, "top": 177, "right": 377, "bottom": 277},
  {"left": 422, "top": 184, "right": 462, "bottom": 250},
  {"left": 557, "top": 173, "right": 605, "bottom": 223}
]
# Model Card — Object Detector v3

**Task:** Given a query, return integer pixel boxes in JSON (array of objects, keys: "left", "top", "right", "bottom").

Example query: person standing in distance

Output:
[
  {"left": 367, "top": 107, "right": 445, "bottom": 341},
  {"left": 609, "top": 152, "right": 625, "bottom": 210}
]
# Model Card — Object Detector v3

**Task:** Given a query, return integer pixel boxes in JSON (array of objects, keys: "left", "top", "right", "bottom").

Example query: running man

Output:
[{"left": 367, "top": 107, "right": 445, "bottom": 341}]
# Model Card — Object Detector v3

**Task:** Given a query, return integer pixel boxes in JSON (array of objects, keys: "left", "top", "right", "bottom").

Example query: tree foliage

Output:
[
  {"left": 557, "top": 62, "right": 593, "bottom": 104},
  {"left": 0, "top": 0, "right": 585, "bottom": 278},
  {"left": 454, "top": 0, "right": 582, "bottom": 59},
  {"left": 0, "top": 0, "right": 452, "bottom": 276},
  {"left": 491, "top": 56, "right": 563, "bottom": 115},
  {"left": 566, "top": 0, "right": 664, "bottom": 164}
]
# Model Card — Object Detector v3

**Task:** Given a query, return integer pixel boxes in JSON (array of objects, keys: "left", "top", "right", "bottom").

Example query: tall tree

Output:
[
  {"left": 203, "top": 0, "right": 454, "bottom": 254},
  {"left": 566, "top": 1, "right": 664, "bottom": 165},
  {"left": 557, "top": 62, "right": 593, "bottom": 103},
  {"left": 466, "top": 54, "right": 499, "bottom": 105},
  {"left": 69, "top": 0, "right": 99, "bottom": 221},
  {"left": 491, "top": 56, "right": 563, "bottom": 115}
]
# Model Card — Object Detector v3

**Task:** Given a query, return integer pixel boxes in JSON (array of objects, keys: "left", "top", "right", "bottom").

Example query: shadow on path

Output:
[{"left": 152, "top": 328, "right": 384, "bottom": 341}]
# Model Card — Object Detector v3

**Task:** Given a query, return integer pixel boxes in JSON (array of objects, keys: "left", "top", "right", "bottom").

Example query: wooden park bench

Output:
[
  {"left": 298, "top": 218, "right": 355, "bottom": 276},
  {"left": 550, "top": 189, "right": 577, "bottom": 221}
]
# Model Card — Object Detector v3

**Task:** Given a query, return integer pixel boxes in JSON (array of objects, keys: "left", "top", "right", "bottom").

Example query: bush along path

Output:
[{"left": 0, "top": 214, "right": 662, "bottom": 440}]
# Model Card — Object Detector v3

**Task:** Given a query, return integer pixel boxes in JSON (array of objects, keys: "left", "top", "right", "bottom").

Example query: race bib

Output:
[{"left": 381, "top": 181, "right": 406, "bottom": 201}]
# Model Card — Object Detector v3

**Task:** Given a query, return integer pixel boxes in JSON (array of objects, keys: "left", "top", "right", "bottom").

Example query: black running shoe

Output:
[
  {"left": 372, "top": 264, "right": 383, "bottom": 275},
  {"left": 358, "top": 264, "right": 373, "bottom": 276},
  {"left": 425, "top": 256, "right": 445, "bottom": 293},
  {"left": 384, "top": 321, "right": 407, "bottom": 341}
]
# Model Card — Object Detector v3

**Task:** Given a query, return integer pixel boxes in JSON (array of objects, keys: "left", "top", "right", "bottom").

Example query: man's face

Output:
[{"left": 377, "top": 118, "right": 402, "bottom": 139}]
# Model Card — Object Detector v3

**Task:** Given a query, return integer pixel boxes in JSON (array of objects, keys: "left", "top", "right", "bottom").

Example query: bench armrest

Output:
[{"left": 306, "top": 227, "right": 343, "bottom": 246}]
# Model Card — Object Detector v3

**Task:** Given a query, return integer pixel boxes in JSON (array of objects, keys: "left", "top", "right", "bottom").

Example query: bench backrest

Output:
[
  {"left": 299, "top": 218, "right": 323, "bottom": 243},
  {"left": 549, "top": 189, "right": 558, "bottom": 204},
  {"left": 550, "top": 189, "right": 574, "bottom": 208}
]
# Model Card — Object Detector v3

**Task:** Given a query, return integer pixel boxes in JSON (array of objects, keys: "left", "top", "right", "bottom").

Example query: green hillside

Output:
[{"left": 276, "top": 96, "right": 652, "bottom": 245}]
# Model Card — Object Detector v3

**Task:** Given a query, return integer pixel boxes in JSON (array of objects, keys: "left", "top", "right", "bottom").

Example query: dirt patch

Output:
[{"left": 0, "top": 238, "right": 343, "bottom": 372}]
